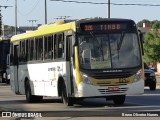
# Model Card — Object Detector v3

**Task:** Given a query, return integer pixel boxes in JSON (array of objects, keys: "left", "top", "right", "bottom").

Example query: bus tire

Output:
[
  {"left": 113, "top": 95, "right": 125, "bottom": 105},
  {"left": 150, "top": 85, "right": 156, "bottom": 90},
  {"left": 62, "top": 82, "right": 74, "bottom": 106},
  {"left": 150, "top": 83, "right": 156, "bottom": 90},
  {"left": 25, "top": 80, "right": 43, "bottom": 103}
]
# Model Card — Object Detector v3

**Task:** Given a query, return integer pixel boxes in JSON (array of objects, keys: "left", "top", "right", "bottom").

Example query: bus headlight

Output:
[
  {"left": 134, "top": 70, "right": 142, "bottom": 82},
  {"left": 81, "top": 73, "right": 91, "bottom": 84}
]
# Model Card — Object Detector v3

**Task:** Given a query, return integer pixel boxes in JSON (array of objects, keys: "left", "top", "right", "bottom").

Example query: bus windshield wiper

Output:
[
  {"left": 89, "top": 32, "right": 101, "bottom": 49},
  {"left": 117, "top": 32, "right": 124, "bottom": 51}
]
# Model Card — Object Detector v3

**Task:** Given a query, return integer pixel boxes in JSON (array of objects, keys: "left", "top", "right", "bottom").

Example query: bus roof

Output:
[
  {"left": 11, "top": 18, "right": 135, "bottom": 42},
  {"left": 11, "top": 20, "right": 76, "bottom": 42}
]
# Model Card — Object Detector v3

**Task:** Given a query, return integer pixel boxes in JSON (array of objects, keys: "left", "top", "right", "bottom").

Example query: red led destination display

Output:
[{"left": 81, "top": 23, "right": 129, "bottom": 31}]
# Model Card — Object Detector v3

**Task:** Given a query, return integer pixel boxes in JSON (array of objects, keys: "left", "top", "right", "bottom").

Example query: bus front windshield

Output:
[{"left": 78, "top": 33, "right": 141, "bottom": 70}]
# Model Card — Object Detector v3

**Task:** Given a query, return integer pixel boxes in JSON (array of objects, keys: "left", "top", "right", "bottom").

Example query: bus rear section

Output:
[{"left": 10, "top": 18, "right": 144, "bottom": 106}]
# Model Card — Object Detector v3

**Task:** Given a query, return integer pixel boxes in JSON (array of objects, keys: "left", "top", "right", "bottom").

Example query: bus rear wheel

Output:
[
  {"left": 62, "top": 82, "right": 74, "bottom": 106},
  {"left": 25, "top": 80, "right": 43, "bottom": 103},
  {"left": 112, "top": 95, "right": 125, "bottom": 105}
]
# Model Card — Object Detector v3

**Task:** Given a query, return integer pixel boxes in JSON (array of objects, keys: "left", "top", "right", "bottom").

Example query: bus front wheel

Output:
[
  {"left": 112, "top": 95, "right": 125, "bottom": 105},
  {"left": 25, "top": 80, "right": 43, "bottom": 103},
  {"left": 61, "top": 82, "right": 74, "bottom": 106}
]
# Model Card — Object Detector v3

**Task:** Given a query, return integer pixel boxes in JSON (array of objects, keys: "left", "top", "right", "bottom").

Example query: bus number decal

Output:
[
  {"left": 48, "top": 67, "right": 56, "bottom": 80},
  {"left": 119, "top": 78, "right": 128, "bottom": 83},
  {"left": 84, "top": 25, "right": 93, "bottom": 31}
]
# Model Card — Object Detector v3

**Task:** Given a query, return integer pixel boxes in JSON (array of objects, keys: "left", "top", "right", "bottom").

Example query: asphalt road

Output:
[{"left": 0, "top": 77, "right": 160, "bottom": 119}]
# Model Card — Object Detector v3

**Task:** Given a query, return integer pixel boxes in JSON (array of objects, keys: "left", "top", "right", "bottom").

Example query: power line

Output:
[
  {"left": 17, "top": 0, "right": 41, "bottom": 16},
  {"left": 50, "top": 0, "right": 160, "bottom": 6}
]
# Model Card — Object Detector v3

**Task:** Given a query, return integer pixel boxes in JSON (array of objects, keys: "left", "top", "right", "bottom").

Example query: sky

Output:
[{"left": 0, "top": 0, "right": 160, "bottom": 27}]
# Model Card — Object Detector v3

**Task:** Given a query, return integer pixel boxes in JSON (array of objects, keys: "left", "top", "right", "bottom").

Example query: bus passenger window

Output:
[
  {"left": 44, "top": 37, "right": 48, "bottom": 59},
  {"left": 37, "top": 38, "right": 43, "bottom": 60},
  {"left": 10, "top": 43, "right": 14, "bottom": 65},
  {"left": 48, "top": 36, "right": 53, "bottom": 59},
  {"left": 44, "top": 36, "right": 53, "bottom": 60},
  {"left": 54, "top": 35, "right": 57, "bottom": 59},
  {"left": 35, "top": 38, "right": 38, "bottom": 60},
  {"left": 19, "top": 41, "right": 23, "bottom": 63},
  {"left": 22, "top": 41, "right": 25, "bottom": 62},
  {"left": 26, "top": 40, "right": 29, "bottom": 61},
  {"left": 57, "top": 34, "right": 64, "bottom": 58},
  {"left": 30, "top": 39, "right": 34, "bottom": 61}
]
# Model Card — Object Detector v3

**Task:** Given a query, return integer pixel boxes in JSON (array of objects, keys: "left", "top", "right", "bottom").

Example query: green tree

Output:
[
  {"left": 151, "top": 20, "right": 160, "bottom": 30},
  {"left": 144, "top": 32, "right": 160, "bottom": 63}
]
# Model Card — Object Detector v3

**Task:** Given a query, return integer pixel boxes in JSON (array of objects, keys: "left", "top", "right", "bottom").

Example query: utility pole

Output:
[
  {"left": 45, "top": 0, "right": 47, "bottom": 24},
  {"left": 0, "top": 12, "right": 2, "bottom": 37},
  {"left": 27, "top": 20, "right": 38, "bottom": 30},
  {"left": 108, "top": 0, "right": 110, "bottom": 18},
  {"left": 15, "top": 0, "right": 17, "bottom": 35}
]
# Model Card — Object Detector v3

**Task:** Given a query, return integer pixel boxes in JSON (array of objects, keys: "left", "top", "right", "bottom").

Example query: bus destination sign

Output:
[{"left": 81, "top": 23, "right": 129, "bottom": 31}]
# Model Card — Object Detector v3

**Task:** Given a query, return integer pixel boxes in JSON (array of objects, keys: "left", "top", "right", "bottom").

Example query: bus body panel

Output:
[{"left": 10, "top": 61, "right": 71, "bottom": 97}]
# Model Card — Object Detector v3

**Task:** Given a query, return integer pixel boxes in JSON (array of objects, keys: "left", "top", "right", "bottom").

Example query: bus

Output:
[
  {"left": 0, "top": 39, "right": 10, "bottom": 84},
  {"left": 10, "top": 18, "right": 144, "bottom": 106}
]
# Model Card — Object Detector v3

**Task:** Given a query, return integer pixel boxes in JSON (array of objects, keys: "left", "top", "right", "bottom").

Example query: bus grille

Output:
[
  {"left": 98, "top": 87, "right": 128, "bottom": 94},
  {"left": 96, "top": 83, "right": 127, "bottom": 86}
]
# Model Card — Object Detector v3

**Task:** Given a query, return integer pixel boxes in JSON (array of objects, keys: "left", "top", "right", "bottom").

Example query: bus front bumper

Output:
[{"left": 76, "top": 80, "right": 144, "bottom": 97}]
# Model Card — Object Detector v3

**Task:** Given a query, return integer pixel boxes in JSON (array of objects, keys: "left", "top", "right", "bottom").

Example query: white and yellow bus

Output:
[{"left": 10, "top": 18, "right": 144, "bottom": 106}]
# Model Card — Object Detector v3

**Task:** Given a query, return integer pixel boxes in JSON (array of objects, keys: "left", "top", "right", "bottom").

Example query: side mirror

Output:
[{"left": 138, "top": 29, "right": 144, "bottom": 55}]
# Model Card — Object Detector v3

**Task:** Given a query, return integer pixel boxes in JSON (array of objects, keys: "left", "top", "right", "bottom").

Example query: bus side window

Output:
[
  {"left": 22, "top": 41, "right": 25, "bottom": 62},
  {"left": 54, "top": 35, "right": 57, "bottom": 59},
  {"left": 29, "top": 39, "right": 34, "bottom": 61},
  {"left": 19, "top": 41, "right": 22, "bottom": 63},
  {"left": 44, "top": 36, "right": 48, "bottom": 60},
  {"left": 39, "top": 37, "right": 43, "bottom": 60},
  {"left": 48, "top": 36, "right": 53, "bottom": 59},
  {"left": 28, "top": 39, "right": 30, "bottom": 61},
  {"left": 57, "top": 34, "right": 64, "bottom": 59},
  {"left": 10, "top": 43, "right": 14, "bottom": 65},
  {"left": 35, "top": 38, "right": 38, "bottom": 60},
  {"left": 26, "top": 40, "right": 28, "bottom": 61},
  {"left": 13, "top": 45, "right": 19, "bottom": 65}
]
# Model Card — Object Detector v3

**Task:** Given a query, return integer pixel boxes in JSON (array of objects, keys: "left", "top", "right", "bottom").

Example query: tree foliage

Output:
[
  {"left": 151, "top": 20, "right": 160, "bottom": 30},
  {"left": 143, "top": 32, "right": 160, "bottom": 63}
]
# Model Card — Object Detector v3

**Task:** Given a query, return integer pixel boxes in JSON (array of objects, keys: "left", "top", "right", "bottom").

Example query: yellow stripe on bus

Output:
[{"left": 75, "top": 46, "right": 82, "bottom": 86}]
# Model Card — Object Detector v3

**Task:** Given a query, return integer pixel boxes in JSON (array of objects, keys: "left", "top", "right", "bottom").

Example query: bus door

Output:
[
  {"left": 13, "top": 45, "right": 20, "bottom": 94},
  {"left": 66, "top": 35, "right": 74, "bottom": 96}
]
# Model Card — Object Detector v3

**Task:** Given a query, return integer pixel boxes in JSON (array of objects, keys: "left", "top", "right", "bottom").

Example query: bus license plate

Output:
[{"left": 108, "top": 86, "right": 119, "bottom": 91}]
